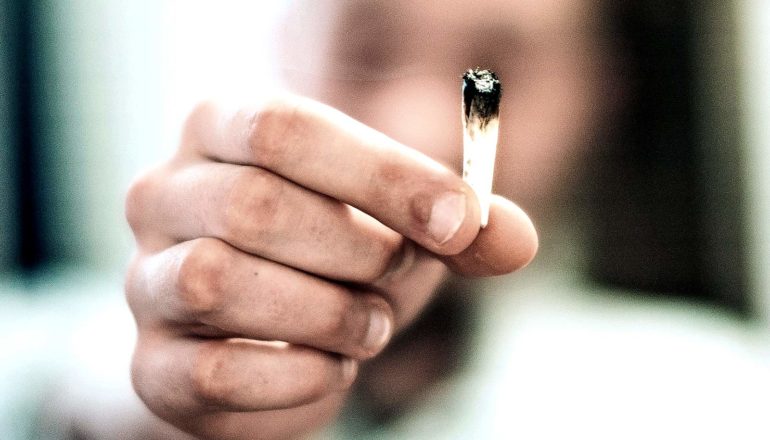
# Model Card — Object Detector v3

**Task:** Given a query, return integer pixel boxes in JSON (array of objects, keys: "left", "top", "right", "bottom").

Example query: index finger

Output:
[{"left": 183, "top": 96, "right": 481, "bottom": 255}]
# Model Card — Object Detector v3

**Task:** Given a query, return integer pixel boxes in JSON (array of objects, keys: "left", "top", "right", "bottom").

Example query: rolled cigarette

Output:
[{"left": 462, "top": 68, "right": 501, "bottom": 228}]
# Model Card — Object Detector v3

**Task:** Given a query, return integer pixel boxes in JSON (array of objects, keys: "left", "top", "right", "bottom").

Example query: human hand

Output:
[{"left": 124, "top": 94, "right": 537, "bottom": 440}]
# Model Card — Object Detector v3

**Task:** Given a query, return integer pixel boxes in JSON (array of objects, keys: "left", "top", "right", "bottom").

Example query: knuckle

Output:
[
  {"left": 130, "top": 340, "right": 166, "bottom": 414},
  {"left": 359, "top": 233, "right": 404, "bottom": 284},
  {"left": 129, "top": 347, "right": 150, "bottom": 403},
  {"left": 125, "top": 167, "right": 161, "bottom": 234},
  {"left": 222, "top": 169, "right": 284, "bottom": 245},
  {"left": 123, "top": 254, "right": 146, "bottom": 314},
  {"left": 367, "top": 153, "right": 411, "bottom": 205},
  {"left": 176, "top": 239, "right": 229, "bottom": 318},
  {"left": 247, "top": 95, "right": 307, "bottom": 168},
  {"left": 182, "top": 100, "right": 220, "bottom": 142},
  {"left": 190, "top": 343, "right": 234, "bottom": 407}
]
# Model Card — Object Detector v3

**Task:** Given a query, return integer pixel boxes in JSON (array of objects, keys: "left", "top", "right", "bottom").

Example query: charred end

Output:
[{"left": 462, "top": 68, "right": 501, "bottom": 127}]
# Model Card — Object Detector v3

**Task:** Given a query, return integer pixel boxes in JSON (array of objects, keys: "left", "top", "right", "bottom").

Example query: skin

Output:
[
  {"left": 283, "top": 0, "right": 608, "bottom": 214},
  {"left": 125, "top": 0, "right": 606, "bottom": 438}
]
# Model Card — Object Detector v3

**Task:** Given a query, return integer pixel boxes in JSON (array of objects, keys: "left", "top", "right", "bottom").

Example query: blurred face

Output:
[{"left": 281, "top": 0, "right": 610, "bottom": 216}]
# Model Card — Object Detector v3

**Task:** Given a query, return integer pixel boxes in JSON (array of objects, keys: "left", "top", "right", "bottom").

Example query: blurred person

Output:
[{"left": 120, "top": 1, "right": 609, "bottom": 439}]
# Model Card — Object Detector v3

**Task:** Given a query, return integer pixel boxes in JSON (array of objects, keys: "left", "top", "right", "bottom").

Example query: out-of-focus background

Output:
[
  {"left": 1, "top": 2, "right": 288, "bottom": 438},
  {"left": 1, "top": 1, "right": 769, "bottom": 439}
]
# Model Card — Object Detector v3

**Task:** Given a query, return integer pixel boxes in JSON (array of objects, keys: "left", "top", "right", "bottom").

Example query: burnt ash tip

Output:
[
  {"left": 462, "top": 68, "right": 501, "bottom": 95},
  {"left": 462, "top": 68, "right": 501, "bottom": 123}
]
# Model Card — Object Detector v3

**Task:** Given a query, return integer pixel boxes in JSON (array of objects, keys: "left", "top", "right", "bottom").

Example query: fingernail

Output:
[
  {"left": 363, "top": 307, "right": 392, "bottom": 355},
  {"left": 427, "top": 192, "right": 466, "bottom": 245}
]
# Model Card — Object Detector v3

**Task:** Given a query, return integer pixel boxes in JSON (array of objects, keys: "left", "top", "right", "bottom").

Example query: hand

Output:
[{"left": 124, "top": 94, "right": 537, "bottom": 440}]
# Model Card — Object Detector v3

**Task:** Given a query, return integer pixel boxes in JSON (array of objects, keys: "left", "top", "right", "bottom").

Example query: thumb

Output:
[{"left": 442, "top": 195, "right": 538, "bottom": 277}]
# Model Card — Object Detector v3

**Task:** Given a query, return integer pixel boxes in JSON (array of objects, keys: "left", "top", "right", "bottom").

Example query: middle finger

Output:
[
  {"left": 128, "top": 238, "right": 395, "bottom": 360},
  {"left": 140, "top": 161, "right": 405, "bottom": 284}
]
